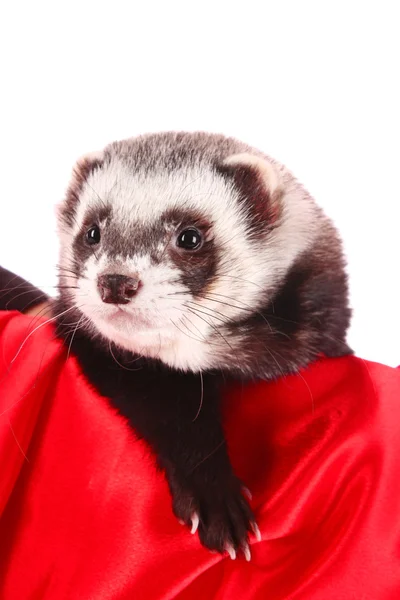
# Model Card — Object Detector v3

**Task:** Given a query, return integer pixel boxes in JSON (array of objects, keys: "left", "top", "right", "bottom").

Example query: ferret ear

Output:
[
  {"left": 69, "top": 149, "right": 105, "bottom": 190},
  {"left": 56, "top": 150, "right": 105, "bottom": 228},
  {"left": 218, "top": 152, "right": 283, "bottom": 226}
]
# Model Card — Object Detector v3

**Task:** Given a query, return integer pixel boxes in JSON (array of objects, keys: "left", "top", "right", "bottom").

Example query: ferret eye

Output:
[
  {"left": 177, "top": 228, "right": 203, "bottom": 251},
  {"left": 86, "top": 225, "right": 101, "bottom": 245}
]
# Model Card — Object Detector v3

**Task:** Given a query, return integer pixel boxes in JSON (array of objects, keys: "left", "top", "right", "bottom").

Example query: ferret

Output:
[{"left": 54, "top": 131, "right": 352, "bottom": 561}]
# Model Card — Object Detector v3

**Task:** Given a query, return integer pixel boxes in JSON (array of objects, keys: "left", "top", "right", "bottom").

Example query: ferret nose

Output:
[{"left": 97, "top": 274, "right": 141, "bottom": 304}]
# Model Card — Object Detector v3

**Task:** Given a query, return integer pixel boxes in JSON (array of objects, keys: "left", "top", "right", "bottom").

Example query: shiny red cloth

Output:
[{"left": 1, "top": 310, "right": 400, "bottom": 599}]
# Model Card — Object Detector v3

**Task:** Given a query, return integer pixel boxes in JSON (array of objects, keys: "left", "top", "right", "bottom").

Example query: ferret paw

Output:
[{"left": 171, "top": 475, "right": 260, "bottom": 559}]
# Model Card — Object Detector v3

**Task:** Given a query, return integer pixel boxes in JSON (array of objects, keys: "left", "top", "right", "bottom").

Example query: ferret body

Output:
[{"left": 54, "top": 132, "right": 351, "bottom": 559}]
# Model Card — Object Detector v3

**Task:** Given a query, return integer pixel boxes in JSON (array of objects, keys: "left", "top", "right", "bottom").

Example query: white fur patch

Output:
[{"left": 58, "top": 149, "right": 319, "bottom": 371}]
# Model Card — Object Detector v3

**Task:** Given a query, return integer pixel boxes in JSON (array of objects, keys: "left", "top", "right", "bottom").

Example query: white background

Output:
[{"left": 1, "top": 1, "right": 399, "bottom": 366}]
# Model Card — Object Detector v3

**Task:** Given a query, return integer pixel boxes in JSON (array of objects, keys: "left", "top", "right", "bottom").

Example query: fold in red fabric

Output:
[{"left": 1, "top": 310, "right": 400, "bottom": 599}]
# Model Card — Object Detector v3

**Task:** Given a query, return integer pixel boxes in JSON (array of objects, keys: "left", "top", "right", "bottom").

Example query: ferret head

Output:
[{"left": 56, "top": 132, "right": 319, "bottom": 372}]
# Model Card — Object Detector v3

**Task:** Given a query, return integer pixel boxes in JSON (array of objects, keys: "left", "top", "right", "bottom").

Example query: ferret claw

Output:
[
  {"left": 190, "top": 512, "right": 199, "bottom": 534},
  {"left": 242, "top": 542, "right": 251, "bottom": 562},
  {"left": 251, "top": 522, "right": 262, "bottom": 541},
  {"left": 225, "top": 544, "right": 237, "bottom": 560}
]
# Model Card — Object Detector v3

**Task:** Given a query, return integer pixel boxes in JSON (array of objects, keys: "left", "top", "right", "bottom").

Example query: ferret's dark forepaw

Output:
[{"left": 170, "top": 474, "right": 260, "bottom": 560}]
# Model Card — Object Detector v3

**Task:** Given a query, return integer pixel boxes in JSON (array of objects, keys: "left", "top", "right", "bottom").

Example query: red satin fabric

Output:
[{"left": 1, "top": 310, "right": 400, "bottom": 599}]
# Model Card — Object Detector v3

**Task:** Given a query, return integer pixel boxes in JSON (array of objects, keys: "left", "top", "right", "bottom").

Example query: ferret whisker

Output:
[
  {"left": 185, "top": 303, "right": 228, "bottom": 326},
  {"left": 201, "top": 294, "right": 274, "bottom": 334},
  {"left": 0, "top": 303, "right": 65, "bottom": 390},
  {"left": 0, "top": 284, "right": 54, "bottom": 306},
  {"left": 16, "top": 298, "right": 50, "bottom": 315},
  {"left": 297, "top": 371, "right": 315, "bottom": 414},
  {"left": 56, "top": 266, "right": 82, "bottom": 279},
  {"left": 169, "top": 318, "right": 208, "bottom": 345},
  {"left": 262, "top": 345, "right": 286, "bottom": 378},
  {"left": 189, "top": 439, "right": 226, "bottom": 474},
  {"left": 185, "top": 301, "right": 230, "bottom": 325},
  {"left": 0, "top": 273, "right": 21, "bottom": 292},
  {"left": 0, "top": 333, "right": 58, "bottom": 419},
  {"left": 178, "top": 316, "right": 207, "bottom": 342},
  {"left": 3, "top": 289, "right": 52, "bottom": 310},
  {"left": 56, "top": 259, "right": 83, "bottom": 274},
  {"left": 179, "top": 313, "right": 208, "bottom": 341},
  {"left": 8, "top": 418, "right": 29, "bottom": 462},
  {"left": 201, "top": 292, "right": 255, "bottom": 312},
  {"left": 214, "top": 274, "right": 263, "bottom": 289},
  {"left": 66, "top": 315, "right": 87, "bottom": 361},
  {"left": 186, "top": 307, "right": 234, "bottom": 352},
  {"left": 166, "top": 292, "right": 290, "bottom": 340},
  {"left": 1, "top": 284, "right": 80, "bottom": 292},
  {"left": 118, "top": 348, "right": 145, "bottom": 366},
  {"left": 192, "top": 370, "right": 204, "bottom": 422},
  {"left": 10, "top": 305, "right": 80, "bottom": 366},
  {"left": 158, "top": 278, "right": 182, "bottom": 286},
  {"left": 262, "top": 314, "right": 300, "bottom": 326},
  {"left": 199, "top": 293, "right": 256, "bottom": 314},
  {"left": 109, "top": 341, "right": 143, "bottom": 371},
  {"left": 0, "top": 281, "right": 30, "bottom": 298},
  {"left": 201, "top": 292, "right": 296, "bottom": 335},
  {"left": 202, "top": 291, "right": 296, "bottom": 326},
  {"left": 22, "top": 303, "right": 57, "bottom": 333},
  {"left": 61, "top": 324, "right": 84, "bottom": 337}
]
